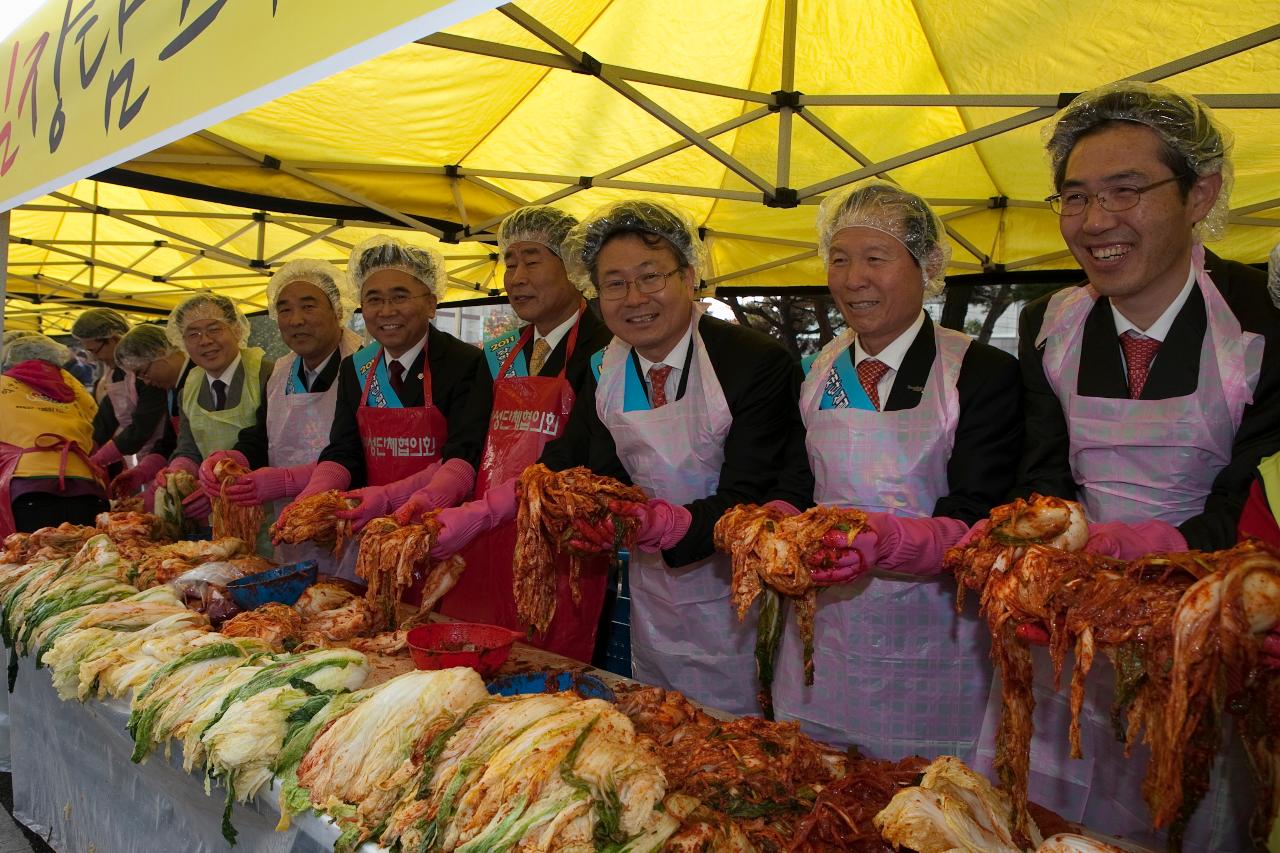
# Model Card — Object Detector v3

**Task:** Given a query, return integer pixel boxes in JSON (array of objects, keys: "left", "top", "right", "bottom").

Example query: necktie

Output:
[
  {"left": 1119, "top": 330, "right": 1161, "bottom": 399},
  {"left": 648, "top": 364, "right": 673, "bottom": 408},
  {"left": 856, "top": 358, "right": 890, "bottom": 411},
  {"left": 210, "top": 378, "right": 227, "bottom": 411},
  {"left": 388, "top": 360, "right": 406, "bottom": 398},
  {"left": 529, "top": 338, "right": 552, "bottom": 376}
]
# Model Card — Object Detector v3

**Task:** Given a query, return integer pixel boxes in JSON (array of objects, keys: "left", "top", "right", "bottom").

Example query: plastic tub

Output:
[
  {"left": 485, "top": 670, "right": 615, "bottom": 702},
  {"left": 226, "top": 560, "right": 318, "bottom": 610},
  {"left": 406, "top": 622, "right": 523, "bottom": 677}
]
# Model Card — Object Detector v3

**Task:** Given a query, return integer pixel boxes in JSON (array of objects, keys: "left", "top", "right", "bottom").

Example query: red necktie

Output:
[
  {"left": 388, "top": 360, "right": 406, "bottom": 398},
  {"left": 648, "top": 364, "right": 673, "bottom": 408},
  {"left": 1119, "top": 331, "right": 1161, "bottom": 399},
  {"left": 856, "top": 357, "right": 889, "bottom": 411}
]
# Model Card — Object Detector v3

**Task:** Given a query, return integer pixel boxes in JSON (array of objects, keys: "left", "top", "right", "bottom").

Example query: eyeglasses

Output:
[
  {"left": 597, "top": 269, "right": 682, "bottom": 301},
  {"left": 1046, "top": 175, "right": 1183, "bottom": 217},
  {"left": 182, "top": 323, "right": 231, "bottom": 344},
  {"left": 82, "top": 339, "right": 108, "bottom": 356},
  {"left": 360, "top": 292, "right": 431, "bottom": 311}
]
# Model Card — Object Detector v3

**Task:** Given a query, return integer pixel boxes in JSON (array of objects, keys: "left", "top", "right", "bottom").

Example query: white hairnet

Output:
[
  {"left": 348, "top": 235, "right": 447, "bottom": 299},
  {"left": 1045, "top": 81, "right": 1233, "bottom": 241},
  {"left": 266, "top": 259, "right": 357, "bottom": 321},
  {"left": 562, "top": 199, "right": 708, "bottom": 294},
  {"left": 817, "top": 179, "right": 951, "bottom": 297},
  {"left": 1, "top": 332, "right": 72, "bottom": 370},
  {"left": 71, "top": 308, "right": 130, "bottom": 341},
  {"left": 1268, "top": 242, "right": 1280, "bottom": 310},
  {"left": 165, "top": 294, "right": 251, "bottom": 348},
  {"left": 498, "top": 205, "right": 594, "bottom": 297},
  {"left": 115, "top": 324, "right": 176, "bottom": 373}
]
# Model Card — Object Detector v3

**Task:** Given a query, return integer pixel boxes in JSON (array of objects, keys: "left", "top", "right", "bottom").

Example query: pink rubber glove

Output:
[
  {"left": 199, "top": 450, "right": 250, "bottom": 498},
  {"left": 1083, "top": 520, "right": 1187, "bottom": 560},
  {"left": 954, "top": 519, "right": 989, "bottom": 549},
  {"left": 1263, "top": 630, "right": 1280, "bottom": 669},
  {"left": 155, "top": 455, "right": 200, "bottom": 489},
  {"left": 335, "top": 485, "right": 394, "bottom": 533},
  {"left": 91, "top": 441, "right": 124, "bottom": 468},
  {"left": 294, "top": 460, "right": 353, "bottom": 501},
  {"left": 808, "top": 513, "right": 970, "bottom": 585},
  {"left": 223, "top": 463, "right": 316, "bottom": 506},
  {"left": 393, "top": 459, "right": 477, "bottom": 524},
  {"left": 808, "top": 529, "right": 877, "bottom": 586},
  {"left": 429, "top": 478, "right": 518, "bottom": 559},
  {"left": 765, "top": 499, "right": 801, "bottom": 516},
  {"left": 111, "top": 453, "right": 167, "bottom": 497},
  {"left": 609, "top": 498, "right": 692, "bottom": 553}
]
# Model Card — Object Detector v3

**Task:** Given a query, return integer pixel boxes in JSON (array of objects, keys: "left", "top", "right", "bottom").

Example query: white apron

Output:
[
  {"left": 974, "top": 246, "right": 1261, "bottom": 850},
  {"left": 775, "top": 324, "right": 992, "bottom": 759},
  {"left": 103, "top": 368, "right": 163, "bottom": 464},
  {"left": 596, "top": 307, "right": 759, "bottom": 715},
  {"left": 265, "top": 330, "right": 362, "bottom": 579}
]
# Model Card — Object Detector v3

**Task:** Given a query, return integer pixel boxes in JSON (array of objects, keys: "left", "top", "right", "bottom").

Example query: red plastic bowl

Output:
[{"left": 406, "top": 623, "right": 523, "bottom": 677}]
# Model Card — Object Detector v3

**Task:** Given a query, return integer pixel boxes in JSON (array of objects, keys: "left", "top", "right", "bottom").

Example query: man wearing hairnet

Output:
[
  {"left": 197, "top": 260, "right": 363, "bottom": 572},
  {"left": 276, "top": 236, "right": 483, "bottom": 596},
  {"left": 153, "top": 294, "right": 275, "bottom": 525},
  {"left": 0, "top": 333, "right": 107, "bottom": 534},
  {"left": 428, "top": 200, "right": 804, "bottom": 715},
  {"left": 403, "top": 205, "right": 614, "bottom": 660},
  {"left": 989, "top": 81, "right": 1280, "bottom": 850},
  {"left": 71, "top": 308, "right": 168, "bottom": 476},
  {"left": 110, "top": 324, "right": 193, "bottom": 502},
  {"left": 754, "top": 180, "right": 1022, "bottom": 761}
]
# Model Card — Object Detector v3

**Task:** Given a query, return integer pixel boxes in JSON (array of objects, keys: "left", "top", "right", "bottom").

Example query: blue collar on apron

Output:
[
  {"left": 483, "top": 328, "right": 527, "bottom": 379},
  {"left": 590, "top": 338, "right": 697, "bottom": 413},
  {"left": 285, "top": 355, "right": 310, "bottom": 395},
  {"left": 807, "top": 345, "right": 876, "bottom": 411},
  {"left": 352, "top": 339, "right": 407, "bottom": 408}
]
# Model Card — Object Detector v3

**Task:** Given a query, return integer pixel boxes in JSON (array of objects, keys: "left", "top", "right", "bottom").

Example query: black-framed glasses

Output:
[
  {"left": 1046, "top": 175, "right": 1183, "bottom": 216},
  {"left": 597, "top": 269, "right": 682, "bottom": 301},
  {"left": 82, "top": 338, "right": 108, "bottom": 356},
  {"left": 361, "top": 292, "right": 432, "bottom": 311}
]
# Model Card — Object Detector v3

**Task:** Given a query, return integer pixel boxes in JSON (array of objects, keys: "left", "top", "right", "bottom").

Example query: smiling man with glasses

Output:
[{"left": 999, "top": 81, "right": 1280, "bottom": 851}]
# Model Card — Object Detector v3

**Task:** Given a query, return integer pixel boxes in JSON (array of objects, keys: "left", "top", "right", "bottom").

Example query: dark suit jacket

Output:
[
  {"left": 172, "top": 355, "right": 275, "bottom": 463},
  {"left": 90, "top": 369, "right": 169, "bottom": 456},
  {"left": 771, "top": 315, "right": 1023, "bottom": 525},
  {"left": 318, "top": 325, "right": 484, "bottom": 488},
  {"left": 540, "top": 312, "right": 805, "bottom": 568},
  {"left": 451, "top": 304, "right": 613, "bottom": 468},
  {"left": 234, "top": 349, "right": 343, "bottom": 468},
  {"left": 1015, "top": 250, "right": 1280, "bottom": 549}
]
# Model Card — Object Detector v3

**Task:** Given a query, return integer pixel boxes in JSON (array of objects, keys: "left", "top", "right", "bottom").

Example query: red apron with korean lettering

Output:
[
  {"left": 441, "top": 317, "right": 606, "bottom": 661},
  {"left": 356, "top": 345, "right": 447, "bottom": 605}
]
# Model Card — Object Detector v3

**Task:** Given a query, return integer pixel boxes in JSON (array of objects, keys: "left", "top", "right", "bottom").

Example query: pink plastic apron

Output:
[
  {"left": 266, "top": 329, "right": 362, "bottom": 579},
  {"left": 596, "top": 305, "right": 759, "bottom": 715},
  {"left": 973, "top": 247, "right": 1259, "bottom": 850},
  {"left": 774, "top": 324, "right": 992, "bottom": 759},
  {"left": 102, "top": 368, "right": 164, "bottom": 464}
]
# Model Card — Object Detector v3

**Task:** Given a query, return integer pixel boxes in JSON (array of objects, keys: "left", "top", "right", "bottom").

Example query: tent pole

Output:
[
  {"left": 1129, "top": 24, "right": 1280, "bottom": 83},
  {"left": 706, "top": 249, "right": 817, "bottom": 285},
  {"left": 264, "top": 225, "right": 343, "bottom": 264},
  {"left": 775, "top": 0, "right": 798, "bottom": 188}
]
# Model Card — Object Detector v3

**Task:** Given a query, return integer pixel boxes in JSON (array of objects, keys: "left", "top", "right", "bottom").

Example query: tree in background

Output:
[{"left": 716, "top": 294, "right": 843, "bottom": 358}]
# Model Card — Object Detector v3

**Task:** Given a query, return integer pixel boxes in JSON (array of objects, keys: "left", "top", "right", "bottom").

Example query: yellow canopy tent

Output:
[{"left": 6, "top": 0, "right": 1280, "bottom": 332}]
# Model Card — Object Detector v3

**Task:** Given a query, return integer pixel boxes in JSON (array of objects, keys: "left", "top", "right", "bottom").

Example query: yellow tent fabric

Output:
[{"left": 7, "top": 0, "right": 1280, "bottom": 331}]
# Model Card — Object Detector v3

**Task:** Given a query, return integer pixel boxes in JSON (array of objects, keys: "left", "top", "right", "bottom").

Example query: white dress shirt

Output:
[
  {"left": 300, "top": 349, "right": 338, "bottom": 392},
  {"left": 852, "top": 310, "right": 926, "bottom": 408},
  {"left": 1110, "top": 263, "right": 1196, "bottom": 372},
  {"left": 384, "top": 333, "right": 428, "bottom": 378},
  {"left": 533, "top": 311, "right": 579, "bottom": 352},
  {"left": 636, "top": 323, "right": 695, "bottom": 406}
]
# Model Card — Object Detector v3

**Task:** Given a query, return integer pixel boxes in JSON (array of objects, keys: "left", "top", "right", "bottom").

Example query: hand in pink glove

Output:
[
  {"left": 808, "top": 527, "right": 878, "bottom": 586},
  {"left": 955, "top": 519, "right": 989, "bottom": 549},
  {"left": 1016, "top": 622, "right": 1050, "bottom": 646},
  {"left": 294, "top": 460, "right": 353, "bottom": 501},
  {"left": 393, "top": 459, "right": 477, "bottom": 524},
  {"left": 199, "top": 450, "right": 250, "bottom": 498},
  {"left": 223, "top": 464, "right": 315, "bottom": 506},
  {"left": 154, "top": 456, "right": 199, "bottom": 489},
  {"left": 1083, "top": 520, "right": 1187, "bottom": 560},
  {"left": 1262, "top": 630, "right": 1280, "bottom": 669},
  {"left": 91, "top": 441, "right": 124, "bottom": 468},
  {"left": 429, "top": 479, "right": 518, "bottom": 559},
  {"left": 807, "top": 512, "right": 970, "bottom": 586},
  {"left": 335, "top": 485, "right": 393, "bottom": 533},
  {"left": 609, "top": 499, "right": 692, "bottom": 553},
  {"left": 181, "top": 487, "right": 211, "bottom": 519},
  {"left": 567, "top": 516, "right": 618, "bottom": 554},
  {"left": 111, "top": 453, "right": 167, "bottom": 497}
]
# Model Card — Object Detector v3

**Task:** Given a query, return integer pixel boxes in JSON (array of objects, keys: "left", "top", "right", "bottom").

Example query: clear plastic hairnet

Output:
[
  {"left": 562, "top": 198, "right": 708, "bottom": 293},
  {"left": 498, "top": 206, "right": 578, "bottom": 259},
  {"left": 165, "top": 294, "right": 251, "bottom": 348},
  {"left": 1268, "top": 242, "right": 1280, "bottom": 310},
  {"left": 347, "top": 235, "right": 447, "bottom": 299},
  {"left": 1045, "top": 81, "right": 1233, "bottom": 241},
  {"left": 266, "top": 259, "right": 357, "bottom": 321},
  {"left": 115, "top": 324, "right": 176, "bottom": 373},
  {"left": 1, "top": 332, "right": 71, "bottom": 370},
  {"left": 70, "top": 308, "right": 130, "bottom": 341},
  {"left": 817, "top": 180, "right": 951, "bottom": 297}
]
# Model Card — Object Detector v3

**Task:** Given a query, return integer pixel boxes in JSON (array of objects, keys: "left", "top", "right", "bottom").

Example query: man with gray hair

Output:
[{"left": 1001, "top": 80, "right": 1280, "bottom": 851}]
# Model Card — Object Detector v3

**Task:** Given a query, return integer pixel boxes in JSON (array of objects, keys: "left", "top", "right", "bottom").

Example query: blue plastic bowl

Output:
[
  {"left": 226, "top": 560, "right": 318, "bottom": 610},
  {"left": 486, "top": 670, "right": 615, "bottom": 702}
]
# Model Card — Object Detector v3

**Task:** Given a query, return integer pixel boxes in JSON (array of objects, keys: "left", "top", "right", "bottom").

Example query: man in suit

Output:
[
  {"left": 155, "top": 295, "right": 274, "bottom": 522},
  {"left": 277, "top": 237, "right": 483, "bottom": 569},
  {"left": 400, "top": 206, "right": 613, "bottom": 660},
  {"left": 110, "top": 324, "right": 191, "bottom": 502},
  {"left": 999, "top": 81, "right": 1280, "bottom": 851},
  {"left": 429, "top": 199, "right": 804, "bottom": 715}
]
